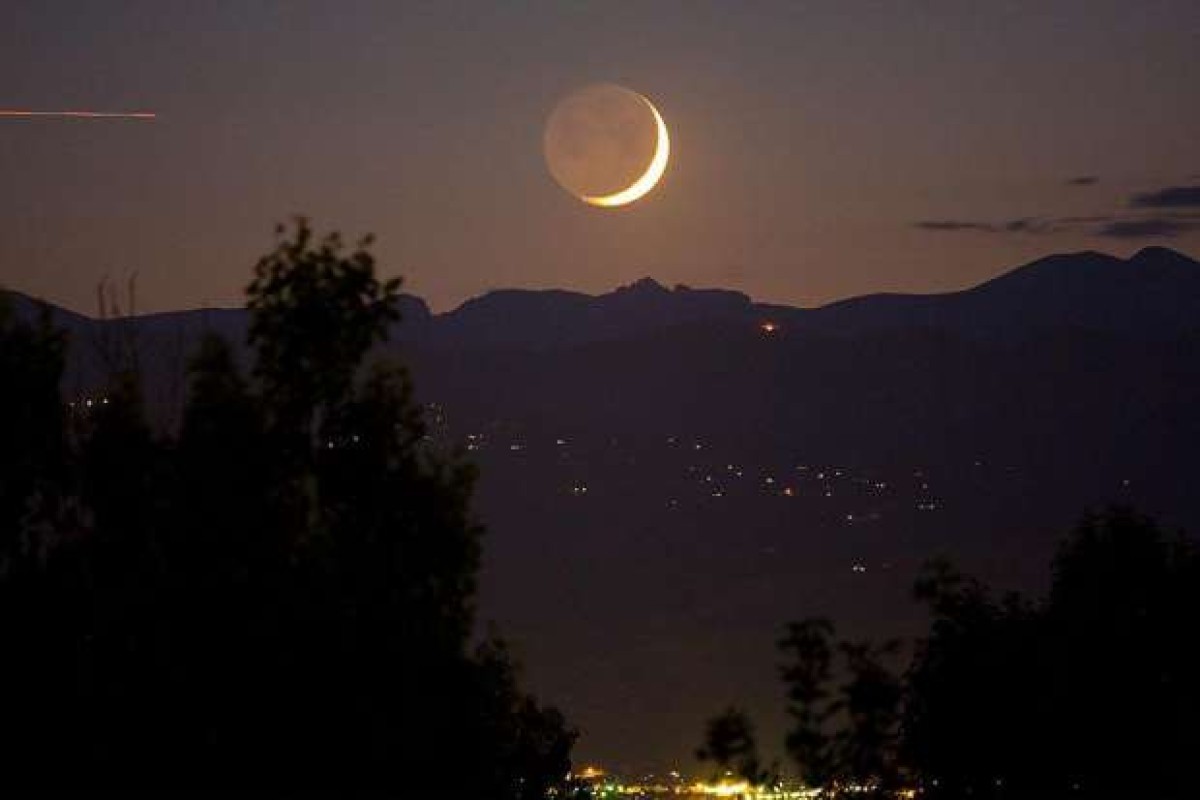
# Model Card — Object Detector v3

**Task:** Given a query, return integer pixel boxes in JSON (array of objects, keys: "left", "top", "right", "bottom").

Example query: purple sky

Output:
[{"left": 2, "top": 0, "right": 1198, "bottom": 315}]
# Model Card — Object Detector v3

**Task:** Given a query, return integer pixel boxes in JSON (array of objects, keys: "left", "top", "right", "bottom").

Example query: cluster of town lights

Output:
[
  {"left": 572, "top": 765, "right": 926, "bottom": 799},
  {"left": 573, "top": 766, "right": 822, "bottom": 798}
]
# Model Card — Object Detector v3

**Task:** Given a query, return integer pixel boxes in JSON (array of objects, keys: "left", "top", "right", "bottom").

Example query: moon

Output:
[{"left": 543, "top": 84, "right": 670, "bottom": 208}]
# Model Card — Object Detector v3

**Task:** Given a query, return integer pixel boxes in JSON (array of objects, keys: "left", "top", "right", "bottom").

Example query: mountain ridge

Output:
[{"left": 4, "top": 246, "right": 1198, "bottom": 351}]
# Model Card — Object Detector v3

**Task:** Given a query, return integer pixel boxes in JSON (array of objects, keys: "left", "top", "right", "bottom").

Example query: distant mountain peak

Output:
[
  {"left": 615, "top": 277, "right": 669, "bottom": 295},
  {"left": 1130, "top": 246, "right": 1197, "bottom": 267}
]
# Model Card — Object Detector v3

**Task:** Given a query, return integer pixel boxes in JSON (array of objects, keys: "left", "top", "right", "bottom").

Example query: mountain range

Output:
[{"left": 8, "top": 246, "right": 1199, "bottom": 355}]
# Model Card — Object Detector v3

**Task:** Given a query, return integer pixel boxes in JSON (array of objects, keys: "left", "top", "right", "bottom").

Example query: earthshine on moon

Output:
[{"left": 543, "top": 84, "right": 670, "bottom": 208}]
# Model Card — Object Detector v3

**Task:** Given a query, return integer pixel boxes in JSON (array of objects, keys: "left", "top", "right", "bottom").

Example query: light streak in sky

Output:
[{"left": 0, "top": 110, "right": 156, "bottom": 119}]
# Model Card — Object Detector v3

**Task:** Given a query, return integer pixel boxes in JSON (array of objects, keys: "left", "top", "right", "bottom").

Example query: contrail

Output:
[{"left": 0, "top": 110, "right": 156, "bottom": 119}]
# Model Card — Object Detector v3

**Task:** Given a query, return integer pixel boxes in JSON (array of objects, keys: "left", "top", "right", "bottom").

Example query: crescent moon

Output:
[{"left": 580, "top": 95, "right": 670, "bottom": 208}]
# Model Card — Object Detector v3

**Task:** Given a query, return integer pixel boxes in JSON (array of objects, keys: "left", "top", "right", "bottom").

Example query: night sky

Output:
[
  {"left": 3, "top": 1, "right": 1197, "bottom": 316},
  {"left": 6, "top": 2, "right": 1200, "bottom": 782}
]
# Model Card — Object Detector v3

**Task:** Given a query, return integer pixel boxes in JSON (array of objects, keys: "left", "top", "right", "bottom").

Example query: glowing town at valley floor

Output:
[{"left": 571, "top": 767, "right": 918, "bottom": 798}]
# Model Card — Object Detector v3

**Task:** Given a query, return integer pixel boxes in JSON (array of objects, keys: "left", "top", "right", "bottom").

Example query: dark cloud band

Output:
[
  {"left": 915, "top": 182, "right": 1200, "bottom": 240},
  {"left": 1097, "top": 218, "right": 1200, "bottom": 239},
  {"left": 913, "top": 220, "right": 997, "bottom": 232},
  {"left": 914, "top": 213, "right": 1198, "bottom": 240},
  {"left": 912, "top": 218, "right": 1063, "bottom": 235},
  {"left": 1131, "top": 186, "right": 1200, "bottom": 208}
]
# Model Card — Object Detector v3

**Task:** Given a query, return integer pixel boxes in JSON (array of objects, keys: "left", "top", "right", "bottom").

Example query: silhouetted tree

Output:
[
  {"left": 0, "top": 221, "right": 575, "bottom": 795},
  {"left": 834, "top": 639, "right": 903, "bottom": 793},
  {"left": 696, "top": 707, "right": 772, "bottom": 785},
  {"left": 699, "top": 618, "right": 903, "bottom": 796},
  {"left": 1046, "top": 508, "right": 1197, "bottom": 797},
  {"left": 0, "top": 296, "right": 77, "bottom": 767},
  {"left": 776, "top": 618, "right": 903, "bottom": 796},
  {"left": 247, "top": 219, "right": 399, "bottom": 438},
  {"left": 903, "top": 558, "right": 1047, "bottom": 796},
  {"left": 0, "top": 298, "right": 66, "bottom": 565},
  {"left": 779, "top": 618, "right": 838, "bottom": 788},
  {"left": 905, "top": 508, "right": 1198, "bottom": 799},
  {"left": 706, "top": 508, "right": 1197, "bottom": 799}
]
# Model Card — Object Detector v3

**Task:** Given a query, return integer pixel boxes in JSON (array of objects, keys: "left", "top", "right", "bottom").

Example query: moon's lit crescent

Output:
[{"left": 580, "top": 95, "right": 669, "bottom": 208}]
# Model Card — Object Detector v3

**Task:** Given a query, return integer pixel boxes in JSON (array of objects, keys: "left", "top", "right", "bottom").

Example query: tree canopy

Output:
[
  {"left": 0, "top": 220, "right": 575, "bottom": 795},
  {"left": 702, "top": 507, "right": 1200, "bottom": 799},
  {"left": 906, "top": 508, "right": 1199, "bottom": 799}
]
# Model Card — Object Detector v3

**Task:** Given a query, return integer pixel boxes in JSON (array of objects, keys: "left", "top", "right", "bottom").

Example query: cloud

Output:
[
  {"left": 1001, "top": 218, "right": 1059, "bottom": 234},
  {"left": 1095, "top": 217, "right": 1200, "bottom": 239},
  {"left": 913, "top": 218, "right": 1062, "bottom": 234},
  {"left": 914, "top": 183, "right": 1200, "bottom": 239},
  {"left": 1056, "top": 215, "right": 1115, "bottom": 224},
  {"left": 914, "top": 212, "right": 1200, "bottom": 240},
  {"left": 913, "top": 220, "right": 998, "bottom": 232},
  {"left": 1130, "top": 185, "right": 1200, "bottom": 208}
]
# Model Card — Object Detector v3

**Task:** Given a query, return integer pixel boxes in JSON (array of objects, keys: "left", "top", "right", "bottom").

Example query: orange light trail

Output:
[{"left": 0, "top": 110, "right": 156, "bottom": 119}]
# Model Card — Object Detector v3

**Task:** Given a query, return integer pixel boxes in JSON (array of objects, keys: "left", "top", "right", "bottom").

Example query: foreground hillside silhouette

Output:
[{"left": 0, "top": 220, "right": 574, "bottom": 794}]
